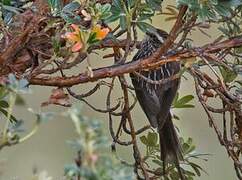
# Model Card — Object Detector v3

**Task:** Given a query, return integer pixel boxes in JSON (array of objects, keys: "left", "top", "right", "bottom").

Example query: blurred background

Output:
[{"left": 0, "top": 0, "right": 237, "bottom": 179}]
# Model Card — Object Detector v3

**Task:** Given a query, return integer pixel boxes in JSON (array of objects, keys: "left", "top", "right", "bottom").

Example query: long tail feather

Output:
[{"left": 158, "top": 113, "right": 185, "bottom": 180}]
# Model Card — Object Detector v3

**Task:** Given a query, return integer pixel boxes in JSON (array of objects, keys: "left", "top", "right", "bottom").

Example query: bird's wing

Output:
[
  {"left": 131, "top": 75, "right": 161, "bottom": 128},
  {"left": 156, "top": 78, "right": 180, "bottom": 129}
]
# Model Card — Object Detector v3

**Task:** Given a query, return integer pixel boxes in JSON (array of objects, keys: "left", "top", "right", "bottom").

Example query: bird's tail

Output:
[{"left": 158, "top": 113, "right": 184, "bottom": 179}]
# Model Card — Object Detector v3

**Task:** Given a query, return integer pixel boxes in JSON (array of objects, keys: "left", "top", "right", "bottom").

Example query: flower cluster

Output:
[{"left": 63, "top": 24, "right": 110, "bottom": 52}]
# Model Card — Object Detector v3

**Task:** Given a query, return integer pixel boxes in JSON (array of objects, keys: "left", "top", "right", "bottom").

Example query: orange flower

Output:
[
  {"left": 63, "top": 24, "right": 83, "bottom": 52},
  {"left": 92, "top": 24, "right": 110, "bottom": 40}
]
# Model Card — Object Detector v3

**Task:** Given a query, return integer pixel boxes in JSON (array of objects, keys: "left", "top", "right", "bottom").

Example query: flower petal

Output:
[
  {"left": 71, "top": 24, "right": 80, "bottom": 32},
  {"left": 92, "top": 24, "right": 101, "bottom": 32},
  {"left": 92, "top": 25, "right": 110, "bottom": 40},
  {"left": 97, "top": 28, "right": 110, "bottom": 40},
  {"left": 71, "top": 42, "right": 83, "bottom": 52},
  {"left": 65, "top": 32, "right": 79, "bottom": 42}
]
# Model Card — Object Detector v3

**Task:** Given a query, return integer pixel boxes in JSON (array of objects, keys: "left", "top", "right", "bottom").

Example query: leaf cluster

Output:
[
  {"left": 178, "top": 0, "right": 242, "bottom": 21},
  {"left": 140, "top": 132, "right": 208, "bottom": 180},
  {"left": 64, "top": 105, "right": 135, "bottom": 180},
  {"left": 106, "top": 0, "right": 163, "bottom": 32}
]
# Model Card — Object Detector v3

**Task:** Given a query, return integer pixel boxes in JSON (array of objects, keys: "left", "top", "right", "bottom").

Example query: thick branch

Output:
[
  {"left": 29, "top": 36, "right": 242, "bottom": 87},
  {"left": 151, "top": 5, "right": 188, "bottom": 60}
]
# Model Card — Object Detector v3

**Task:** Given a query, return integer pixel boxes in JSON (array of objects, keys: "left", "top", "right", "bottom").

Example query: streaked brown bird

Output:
[{"left": 130, "top": 27, "right": 184, "bottom": 179}]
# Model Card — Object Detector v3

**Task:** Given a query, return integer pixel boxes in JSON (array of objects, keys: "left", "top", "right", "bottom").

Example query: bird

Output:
[{"left": 130, "top": 27, "right": 184, "bottom": 179}]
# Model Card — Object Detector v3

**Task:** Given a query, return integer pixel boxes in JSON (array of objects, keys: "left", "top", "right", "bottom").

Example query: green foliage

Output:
[
  {"left": 47, "top": 0, "right": 62, "bottom": 16},
  {"left": 0, "top": 0, "right": 27, "bottom": 24},
  {"left": 1, "top": 0, "right": 10, "bottom": 6},
  {"left": 145, "top": 0, "right": 163, "bottom": 10},
  {"left": 0, "top": 74, "right": 29, "bottom": 123},
  {"left": 102, "top": 0, "right": 130, "bottom": 28},
  {"left": 65, "top": 156, "right": 134, "bottom": 180},
  {"left": 219, "top": 66, "right": 238, "bottom": 83},
  {"left": 0, "top": 102, "right": 18, "bottom": 123},
  {"left": 105, "top": 0, "right": 162, "bottom": 32},
  {"left": 177, "top": 0, "right": 242, "bottom": 21},
  {"left": 87, "top": 31, "right": 100, "bottom": 44},
  {"left": 59, "top": 1, "right": 112, "bottom": 24},
  {"left": 7, "top": 74, "right": 29, "bottom": 93},
  {"left": 172, "top": 93, "right": 195, "bottom": 109},
  {"left": 140, "top": 131, "right": 158, "bottom": 147},
  {"left": 0, "top": 87, "right": 134, "bottom": 179},
  {"left": 217, "top": 13, "right": 242, "bottom": 37},
  {"left": 6, "top": 110, "right": 54, "bottom": 145},
  {"left": 0, "top": 74, "right": 53, "bottom": 151},
  {"left": 64, "top": 105, "right": 134, "bottom": 180},
  {"left": 61, "top": 1, "right": 81, "bottom": 24},
  {"left": 94, "top": 3, "right": 112, "bottom": 20},
  {"left": 140, "top": 132, "right": 208, "bottom": 180}
]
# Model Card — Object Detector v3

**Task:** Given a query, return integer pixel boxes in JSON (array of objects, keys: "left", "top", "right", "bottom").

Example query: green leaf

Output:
[
  {"left": 197, "top": 6, "right": 211, "bottom": 21},
  {"left": 147, "top": 132, "right": 158, "bottom": 146},
  {"left": 189, "top": 162, "right": 201, "bottom": 176},
  {"left": 236, "top": 87, "right": 242, "bottom": 95},
  {"left": 62, "top": 1, "right": 80, "bottom": 12},
  {"left": 219, "top": 66, "right": 237, "bottom": 83},
  {"left": 177, "top": 95, "right": 194, "bottom": 105},
  {"left": 136, "top": 21, "right": 154, "bottom": 33},
  {"left": 95, "top": 3, "right": 102, "bottom": 11},
  {"left": 182, "top": 142, "right": 190, "bottom": 153},
  {"left": 220, "top": 0, "right": 242, "bottom": 7},
  {"left": 187, "top": 137, "right": 193, "bottom": 145},
  {"left": 53, "top": 43, "right": 61, "bottom": 56},
  {"left": 7, "top": 74, "right": 29, "bottom": 93},
  {"left": 145, "top": 0, "right": 162, "bottom": 11},
  {"left": 113, "top": 0, "right": 122, "bottom": 10},
  {"left": 218, "top": 26, "right": 230, "bottom": 36},
  {"left": 235, "top": 80, "right": 242, "bottom": 86},
  {"left": 170, "top": 170, "right": 180, "bottom": 179},
  {"left": 0, "top": 108, "right": 18, "bottom": 123},
  {"left": 15, "top": 95, "right": 25, "bottom": 105},
  {"left": 140, "top": 135, "right": 148, "bottom": 145},
  {"left": 64, "top": 164, "right": 80, "bottom": 176},
  {"left": 8, "top": 119, "right": 24, "bottom": 133},
  {"left": 104, "top": 13, "right": 120, "bottom": 23},
  {"left": 173, "top": 114, "right": 180, "bottom": 120},
  {"left": 189, "top": 162, "right": 208, "bottom": 176},
  {"left": 2, "top": 0, "right": 11, "bottom": 5},
  {"left": 184, "top": 169, "right": 196, "bottom": 177},
  {"left": 120, "top": 15, "right": 127, "bottom": 30},
  {"left": 172, "top": 95, "right": 195, "bottom": 108},
  {"left": 61, "top": 13, "right": 81, "bottom": 24},
  {"left": 214, "top": 4, "right": 231, "bottom": 17},
  {"left": 2, "top": 5, "right": 22, "bottom": 14},
  {"left": 101, "top": 3, "right": 111, "bottom": 14},
  {"left": 182, "top": 137, "right": 196, "bottom": 154},
  {"left": 61, "top": 2, "right": 81, "bottom": 24},
  {"left": 48, "top": 0, "right": 62, "bottom": 16},
  {"left": 0, "top": 100, "right": 9, "bottom": 108},
  {"left": 138, "top": 5, "right": 155, "bottom": 21},
  {"left": 152, "top": 159, "right": 163, "bottom": 166},
  {"left": 87, "top": 32, "right": 99, "bottom": 44},
  {"left": 0, "top": 86, "right": 8, "bottom": 99}
]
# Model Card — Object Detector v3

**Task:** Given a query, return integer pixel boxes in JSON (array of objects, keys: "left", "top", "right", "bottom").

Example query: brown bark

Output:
[{"left": 29, "top": 36, "right": 242, "bottom": 87}]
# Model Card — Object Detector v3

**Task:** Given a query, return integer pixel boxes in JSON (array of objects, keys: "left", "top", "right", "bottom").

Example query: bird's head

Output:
[{"left": 145, "top": 27, "right": 168, "bottom": 47}]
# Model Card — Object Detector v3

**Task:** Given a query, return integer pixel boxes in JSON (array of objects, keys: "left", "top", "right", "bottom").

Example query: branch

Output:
[
  {"left": 0, "top": 0, "right": 48, "bottom": 67},
  {"left": 29, "top": 36, "right": 242, "bottom": 87},
  {"left": 151, "top": 5, "right": 188, "bottom": 60}
]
